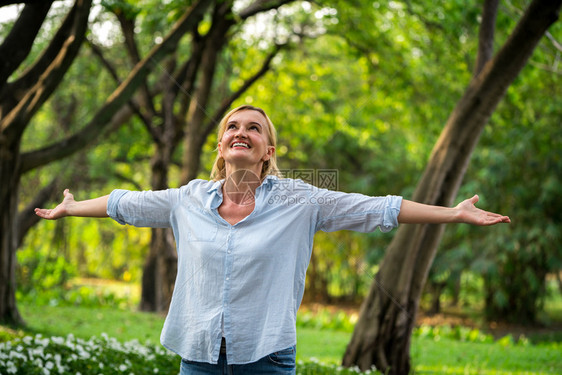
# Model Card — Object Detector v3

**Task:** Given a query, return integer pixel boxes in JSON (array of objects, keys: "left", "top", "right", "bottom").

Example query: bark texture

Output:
[
  {"left": 342, "top": 0, "right": 561, "bottom": 373},
  {"left": 0, "top": 0, "right": 211, "bottom": 324}
]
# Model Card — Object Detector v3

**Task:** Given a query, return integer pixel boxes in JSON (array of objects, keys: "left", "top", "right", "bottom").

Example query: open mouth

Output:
[{"left": 231, "top": 142, "right": 250, "bottom": 148}]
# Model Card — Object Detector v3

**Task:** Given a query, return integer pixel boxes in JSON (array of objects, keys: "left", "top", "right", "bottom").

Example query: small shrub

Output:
[
  {"left": 0, "top": 333, "right": 178, "bottom": 374},
  {"left": 0, "top": 333, "right": 383, "bottom": 375},
  {"left": 297, "top": 308, "right": 357, "bottom": 332}
]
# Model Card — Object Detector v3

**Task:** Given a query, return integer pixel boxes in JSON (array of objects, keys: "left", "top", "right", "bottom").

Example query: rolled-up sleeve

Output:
[
  {"left": 312, "top": 186, "right": 402, "bottom": 233},
  {"left": 107, "top": 188, "right": 181, "bottom": 228}
]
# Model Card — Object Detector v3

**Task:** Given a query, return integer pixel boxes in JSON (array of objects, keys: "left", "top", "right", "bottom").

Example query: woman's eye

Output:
[{"left": 227, "top": 124, "right": 236, "bottom": 130}]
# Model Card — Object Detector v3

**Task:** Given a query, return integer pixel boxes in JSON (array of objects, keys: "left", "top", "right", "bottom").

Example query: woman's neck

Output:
[{"left": 222, "top": 165, "right": 262, "bottom": 205}]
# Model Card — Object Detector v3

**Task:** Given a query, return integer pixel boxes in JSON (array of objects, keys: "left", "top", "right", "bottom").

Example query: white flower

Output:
[
  {"left": 6, "top": 361, "right": 16, "bottom": 374},
  {"left": 46, "top": 361, "right": 54, "bottom": 369},
  {"left": 51, "top": 336, "right": 64, "bottom": 345},
  {"left": 119, "top": 364, "right": 128, "bottom": 371},
  {"left": 153, "top": 369, "right": 159, "bottom": 373}
]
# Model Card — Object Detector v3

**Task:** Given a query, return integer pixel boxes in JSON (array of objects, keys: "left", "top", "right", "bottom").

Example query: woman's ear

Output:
[
  {"left": 217, "top": 142, "right": 223, "bottom": 157},
  {"left": 262, "top": 146, "right": 275, "bottom": 161}
]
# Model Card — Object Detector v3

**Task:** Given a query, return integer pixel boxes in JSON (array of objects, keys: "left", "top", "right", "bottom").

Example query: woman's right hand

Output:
[{"left": 35, "top": 189, "right": 75, "bottom": 220}]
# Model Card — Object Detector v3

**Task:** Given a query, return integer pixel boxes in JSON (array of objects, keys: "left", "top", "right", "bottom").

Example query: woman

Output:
[{"left": 36, "top": 105, "right": 510, "bottom": 374}]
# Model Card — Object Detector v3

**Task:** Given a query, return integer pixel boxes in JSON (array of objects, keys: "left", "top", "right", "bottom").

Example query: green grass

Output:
[
  {"left": 296, "top": 328, "right": 352, "bottom": 363},
  {"left": 411, "top": 337, "right": 561, "bottom": 374},
  {"left": 18, "top": 303, "right": 163, "bottom": 344},
  {"left": 17, "top": 303, "right": 351, "bottom": 363},
  {"left": 8, "top": 301, "right": 561, "bottom": 375}
]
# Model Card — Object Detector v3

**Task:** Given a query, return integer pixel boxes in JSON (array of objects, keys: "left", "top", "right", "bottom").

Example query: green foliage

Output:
[
  {"left": 423, "top": 1, "right": 562, "bottom": 324},
  {"left": 0, "top": 333, "right": 381, "bottom": 375},
  {"left": 5, "top": 303, "right": 562, "bottom": 375},
  {"left": 463, "top": 52, "right": 562, "bottom": 323},
  {"left": 16, "top": 220, "right": 77, "bottom": 305},
  {"left": 14, "top": 0, "right": 562, "bottom": 330},
  {"left": 0, "top": 334, "right": 178, "bottom": 375},
  {"left": 297, "top": 307, "right": 357, "bottom": 332}
]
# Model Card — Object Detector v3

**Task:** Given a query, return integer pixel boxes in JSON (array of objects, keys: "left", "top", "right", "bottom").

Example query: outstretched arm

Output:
[
  {"left": 397, "top": 195, "right": 510, "bottom": 225},
  {"left": 35, "top": 189, "right": 109, "bottom": 220}
]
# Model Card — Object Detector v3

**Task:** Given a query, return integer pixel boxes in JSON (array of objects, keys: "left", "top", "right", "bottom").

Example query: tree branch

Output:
[
  {"left": 2, "top": 0, "right": 87, "bottom": 111},
  {"left": 474, "top": 0, "right": 499, "bottom": 77},
  {"left": 0, "top": 1, "right": 53, "bottom": 87},
  {"left": 113, "top": 7, "right": 156, "bottom": 117},
  {"left": 87, "top": 38, "right": 161, "bottom": 142},
  {"left": 177, "top": 30, "right": 205, "bottom": 118},
  {"left": 185, "top": 1, "right": 233, "bottom": 135},
  {"left": 113, "top": 171, "right": 144, "bottom": 191},
  {"left": 203, "top": 43, "right": 285, "bottom": 137},
  {"left": 0, "top": 0, "right": 92, "bottom": 143},
  {"left": 239, "top": 0, "right": 294, "bottom": 19},
  {"left": 86, "top": 39, "right": 122, "bottom": 84},
  {"left": 18, "top": 0, "right": 212, "bottom": 173}
]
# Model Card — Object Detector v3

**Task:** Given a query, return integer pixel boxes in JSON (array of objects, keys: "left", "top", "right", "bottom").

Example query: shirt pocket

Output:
[{"left": 186, "top": 208, "right": 219, "bottom": 242}]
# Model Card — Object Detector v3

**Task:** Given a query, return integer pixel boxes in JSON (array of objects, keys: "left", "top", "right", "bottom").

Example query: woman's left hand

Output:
[{"left": 455, "top": 195, "right": 511, "bottom": 226}]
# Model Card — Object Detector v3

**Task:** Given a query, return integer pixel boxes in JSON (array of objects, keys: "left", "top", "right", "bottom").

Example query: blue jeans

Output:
[{"left": 180, "top": 346, "right": 296, "bottom": 375}]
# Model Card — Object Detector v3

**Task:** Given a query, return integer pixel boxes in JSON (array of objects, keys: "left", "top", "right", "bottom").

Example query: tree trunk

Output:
[
  {"left": 141, "top": 228, "right": 177, "bottom": 312},
  {"left": 140, "top": 141, "right": 178, "bottom": 312},
  {"left": 0, "top": 0, "right": 92, "bottom": 325},
  {"left": 342, "top": 0, "right": 561, "bottom": 373},
  {"left": 0, "top": 0, "right": 211, "bottom": 322},
  {"left": 0, "top": 143, "right": 23, "bottom": 325}
]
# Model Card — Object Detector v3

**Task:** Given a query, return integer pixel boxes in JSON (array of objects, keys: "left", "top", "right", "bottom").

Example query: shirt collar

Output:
[
  {"left": 206, "top": 174, "right": 278, "bottom": 194},
  {"left": 207, "top": 179, "right": 223, "bottom": 194}
]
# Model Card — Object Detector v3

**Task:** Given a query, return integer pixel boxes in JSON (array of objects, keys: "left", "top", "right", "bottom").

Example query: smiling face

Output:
[{"left": 217, "top": 109, "right": 275, "bottom": 173}]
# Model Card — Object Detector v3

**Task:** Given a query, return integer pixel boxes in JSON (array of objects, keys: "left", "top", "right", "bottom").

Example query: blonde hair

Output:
[{"left": 210, "top": 105, "right": 281, "bottom": 181}]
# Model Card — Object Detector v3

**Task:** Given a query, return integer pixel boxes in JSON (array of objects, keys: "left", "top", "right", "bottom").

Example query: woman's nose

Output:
[{"left": 234, "top": 127, "right": 248, "bottom": 137}]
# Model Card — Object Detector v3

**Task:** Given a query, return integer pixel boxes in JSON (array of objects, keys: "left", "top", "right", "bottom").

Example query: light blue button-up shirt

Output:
[{"left": 107, "top": 175, "right": 402, "bottom": 364}]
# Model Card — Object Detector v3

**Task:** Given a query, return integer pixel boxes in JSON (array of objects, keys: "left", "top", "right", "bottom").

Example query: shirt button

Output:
[
  {"left": 226, "top": 277, "right": 230, "bottom": 281},
  {"left": 227, "top": 250, "right": 231, "bottom": 254}
]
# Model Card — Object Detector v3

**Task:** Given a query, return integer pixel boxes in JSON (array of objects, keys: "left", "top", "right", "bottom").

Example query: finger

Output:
[
  {"left": 485, "top": 215, "right": 511, "bottom": 225},
  {"left": 485, "top": 211, "right": 510, "bottom": 221},
  {"left": 470, "top": 194, "right": 479, "bottom": 205},
  {"left": 63, "top": 188, "right": 74, "bottom": 201},
  {"left": 34, "top": 208, "right": 51, "bottom": 218}
]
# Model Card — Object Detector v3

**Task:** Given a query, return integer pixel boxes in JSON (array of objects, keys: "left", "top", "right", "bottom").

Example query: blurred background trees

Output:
[{"left": 1, "top": 0, "right": 560, "bottom": 372}]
